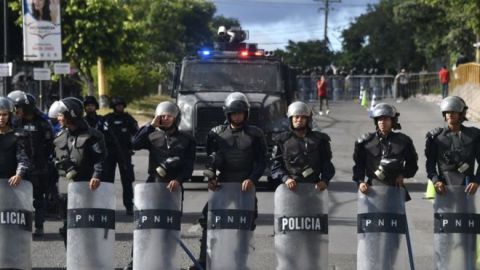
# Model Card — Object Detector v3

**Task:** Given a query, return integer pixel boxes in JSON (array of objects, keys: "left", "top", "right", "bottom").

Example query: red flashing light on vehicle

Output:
[{"left": 240, "top": 51, "right": 249, "bottom": 57}]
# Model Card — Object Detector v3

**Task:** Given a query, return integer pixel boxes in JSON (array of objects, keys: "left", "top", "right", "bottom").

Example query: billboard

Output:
[{"left": 22, "top": 0, "right": 62, "bottom": 61}]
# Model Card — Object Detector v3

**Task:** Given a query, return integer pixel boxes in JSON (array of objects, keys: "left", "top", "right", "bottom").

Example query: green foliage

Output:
[
  {"left": 95, "top": 64, "right": 161, "bottom": 103},
  {"left": 276, "top": 40, "right": 334, "bottom": 71},
  {"left": 128, "top": 0, "right": 217, "bottom": 64},
  {"left": 339, "top": 0, "right": 425, "bottom": 72}
]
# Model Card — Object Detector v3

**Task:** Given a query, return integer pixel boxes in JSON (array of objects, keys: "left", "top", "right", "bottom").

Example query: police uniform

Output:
[
  {"left": 271, "top": 130, "right": 335, "bottom": 184},
  {"left": 206, "top": 124, "right": 267, "bottom": 184},
  {"left": 9, "top": 90, "right": 54, "bottom": 234},
  {"left": 103, "top": 105, "right": 138, "bottom": 211},
  {"left": 425, "top": 96, "right": 480, "bottom": 187},
  {"left": 0, "top": 129, "right": 30, "bottom": 181},
  {"left": 192, "top": 92, "right": 267, "bottom": 269},
  {"left": 53, "top": 120, "right": 106, "bottom": 183},
  {"left": 132, "top": 124, "right": 196, "bottom": 183},
  {"left": 353, "top": 131, "right": 418, "bottom": 185},
  {"left": 353, "top": 103, "right": 418, "bottom": 186}
]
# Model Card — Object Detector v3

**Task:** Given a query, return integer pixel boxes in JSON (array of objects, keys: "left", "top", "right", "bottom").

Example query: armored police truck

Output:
[{"left": 168, "top": 27, "right": 297, "bottom": 187}]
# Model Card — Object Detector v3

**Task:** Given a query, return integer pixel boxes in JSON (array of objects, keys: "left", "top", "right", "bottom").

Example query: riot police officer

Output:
[
  {"left": 425, "top": 96, "right": 479, "bottom": 194},
  {"left": 271, "top": 101, "right": 335, "bottom": 191},
  {"left": 8, "top": 90, "right": 54, "bottom": 236},
  {"left": 50, "top": 97, "right": 106, "bottom": 245},
  {"left": 103, "top": 96, "right": 138, "bottom": 214},
  {"left": 0, "top": 97, "right": 29, "bottom": 186},
  {"left": 353, "top": 103, "right": 418, "bottom": 193},
  {"left": 123, "top": 101, "right": 196, "bottom": 270},
  {"left": 189, "top": 92, "right": 267, "bottom": 270},
  {"left": 83, "top": 95, "right": 104, "bottom": 131},
  {"left": 132, "top": 101, "right": 196, "bottom": 185}
]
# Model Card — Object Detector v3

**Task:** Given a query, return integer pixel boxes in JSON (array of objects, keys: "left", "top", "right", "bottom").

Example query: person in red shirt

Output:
[
  {"left": 316, "top": 75, "right": 329, "bottom": 115},
  {"left": 438, "top": 65, "right": 450, "bottom": 98}
]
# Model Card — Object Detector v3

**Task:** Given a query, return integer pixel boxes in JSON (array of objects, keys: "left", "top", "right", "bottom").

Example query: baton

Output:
[
  {"left": 403, "top": 187, "right": 415, "bottom": 270},
  {"left": 176, "top": 237, "right": 204, "bottom": 270}
]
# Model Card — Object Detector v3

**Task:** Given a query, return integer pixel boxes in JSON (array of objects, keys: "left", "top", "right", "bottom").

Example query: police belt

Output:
[
  {"left": 370, "top": 177, "right": 396, "bottom": 186},
  {"left": 218, "top": 171, "right": 250, "bottom": 183}
]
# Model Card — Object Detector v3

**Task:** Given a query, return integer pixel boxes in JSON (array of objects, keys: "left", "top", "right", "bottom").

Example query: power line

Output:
[
  {"left": 211, "top": 0, "right": 368, "bottom": 8},
  {"left": 314, "top": 0, "right": 341, "bottom": 42}
]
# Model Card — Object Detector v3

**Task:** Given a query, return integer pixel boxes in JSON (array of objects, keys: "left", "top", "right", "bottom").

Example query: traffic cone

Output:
[
  {"left": 370, "top": 93, "right": 377, "bottom": 111},
  {"left": 424, "top": 179, "right": 436, "bottom": 200},
  {"left": 361, "top": 89, "right": 368, "bottom": 107}
]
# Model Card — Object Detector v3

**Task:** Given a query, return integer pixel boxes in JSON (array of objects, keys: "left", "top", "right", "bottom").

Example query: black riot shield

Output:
[
  {"left": 357, "top": 186, "right": 407, "bottom": 270},
  {"left": 207, "top": 182, "right": 256, "bottom": 270},
  {"left": 274, "top": 183, "right": 328, "bottom": 270},
  {"left": 434, "top": 185, "right": 480, "bottom": 270},
  {"left": 67, "top": 182, "right": 115, "bottom": 270},
  {"left": 133, "top": 183, "right": 182, "bottom": 270},
  {"left": 0, "top": 179, "right": 33, "bottom": 270}
]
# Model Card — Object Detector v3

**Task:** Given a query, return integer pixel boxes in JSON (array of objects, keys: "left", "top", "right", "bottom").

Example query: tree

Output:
[
  {"left": 275, "top": 40, "right": 334, "bottom": 71},
  {"left": 62, "top": 0, "right": 131, "bottom": 95},
  {"left": 423, "top": 0, "right": 480, "bottom": 62},
  {"left": 339, "top": 0, "right": 424, "bottom": 72},
  {"left": 128, "top": 0, "right": 217, "bottom": 64}
]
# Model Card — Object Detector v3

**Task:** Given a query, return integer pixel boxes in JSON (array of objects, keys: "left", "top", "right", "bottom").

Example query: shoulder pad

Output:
[
  {"left": 245, "top": 125, "right": 264, "bottom": 137},
  {"left": 272, "top": 131, "right": 291, "bottom": 143},
  {"left": 395, "top": 132, "right": 413, "bottom": 144},
  {"left": 356, "top": 132, "right": 375, "bottom": 144},
  {"left": 311, "top": 131, "right": 331, "bottom": 142},
  {"left": 88, "top": 128, "right": 104, "bottom": 140},
  {"left": 211, "top": 125, "right": 227, "bottom": 134},
  {"left": 178, "top": 130, "right": 195, "bottom": 142},
  {"left": 426, "top": 127, "right": 444, "bottom": 139},
  {"left": 14, "top": 129, "right": 28, "bottom": 138}
]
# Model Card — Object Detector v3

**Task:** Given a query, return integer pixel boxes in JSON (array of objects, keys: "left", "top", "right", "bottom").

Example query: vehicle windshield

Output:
[{"left": 180, "top": 61, "right": 281, "bottom": 92}]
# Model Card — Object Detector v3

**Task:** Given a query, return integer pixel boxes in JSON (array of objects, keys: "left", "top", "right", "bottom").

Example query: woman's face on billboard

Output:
[{"left": 33, "top": 0, "right": 46, "bottom": 10}]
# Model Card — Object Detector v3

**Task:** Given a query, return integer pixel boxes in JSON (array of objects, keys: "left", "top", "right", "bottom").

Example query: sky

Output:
[{"left": 210, "top": 0, "right": 380, "bottom": 52}]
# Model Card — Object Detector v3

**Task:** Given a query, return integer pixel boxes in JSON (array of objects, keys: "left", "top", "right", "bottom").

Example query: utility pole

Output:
[
  {"left": 2, "top": 0, "right": 9, "bottom": 96},
  {"left": 314, "top": 0, "right": 341, "bottom": 42}
]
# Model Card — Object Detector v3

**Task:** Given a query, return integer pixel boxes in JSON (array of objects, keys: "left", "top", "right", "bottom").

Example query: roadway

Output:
[{"left": 32, "top": 97, "right": 473, "bottom": 269}]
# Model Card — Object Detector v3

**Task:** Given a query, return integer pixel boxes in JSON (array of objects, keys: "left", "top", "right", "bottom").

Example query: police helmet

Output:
[
  {"left": 155, "top": 101, "right": 181, "bottom": 127},
  {"left": 440, "top": 96, "right": 467, "bottom": 114},
  {"left": 7, "top": 90, "right": 36, "bottom": 108},
  {"left": 83, "top": 96, "right": 99, "bottom": 109},
  {"left": 48, "top": 101, "right": 62, "bottom": 119},
  {"left": 49, "top": 97, "right": 84, "bottom": 119},
  {"left": 371, "top": 103, "right": 401, "bottom": 130},
  {"left": 110, "top": 96, "right": 127, "bottom": 109},
  {"left": 223, "top": 92, "right": 250, "bottom": 121},
  {"left": 287, "top": 101, "right": 313, "bottom": 129}
]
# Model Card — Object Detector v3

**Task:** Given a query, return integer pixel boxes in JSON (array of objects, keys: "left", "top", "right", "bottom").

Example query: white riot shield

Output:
[
  {"left": 67, "top": 182, "right": 115, "bottom": 270},
  {"left": 357, "top": 186, "right": 407, "bottom": 270},
  {"left": 274, "top": 183, "right": 328, "bottom": 270},
  {"left": 133, "top": 183, "right": 182, "bottom": 270},
  {"left": 207, "top": 182, "right": 256, "bottom": 270},
  {"left": 434, "top": 185, "right": 479, "bottom": 270},
  {"left": 0, "top": 179, "right": 33, "bottom": 270}
]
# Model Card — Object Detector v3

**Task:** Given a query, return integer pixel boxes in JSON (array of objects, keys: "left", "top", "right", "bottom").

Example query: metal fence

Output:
[
  {"left": 451, "top": 63, "right": 480, "bottom": 89},
  {"left": 296, "top": 72, "right": 441, "bottom": 103}
]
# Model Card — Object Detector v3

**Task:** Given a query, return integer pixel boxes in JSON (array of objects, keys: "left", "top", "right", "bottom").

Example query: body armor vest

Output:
[
  {"left": 148, "top": 129, "right": 187, "bottom": 181},
  {"left": 434, "top": 127, "right": 478, "bottom": 184},
  {"left": 281, "top": 132, "right": 325, "bottom": 182},
  {"left": 215, "top": 126, "right": 255, "bottom": 182},
  {"left": 363, "top": 132, "right": 408, "bottom": 184},
  {"left": 54, "top": 130, "right": 93, "bottom": 181},
  {"left": 16, "top": 117, "right": 50, "bottom": 173}
]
